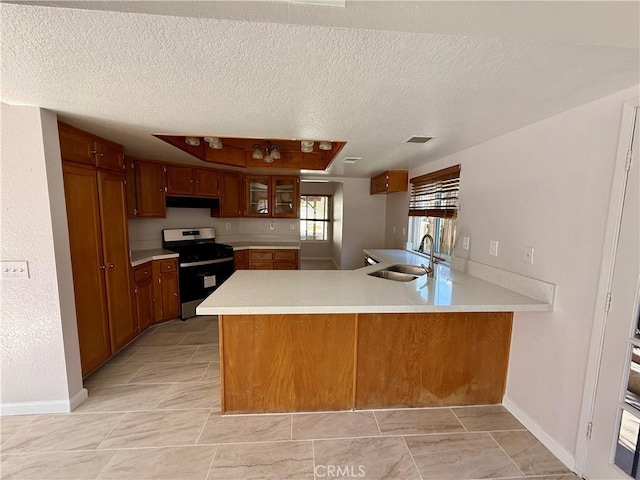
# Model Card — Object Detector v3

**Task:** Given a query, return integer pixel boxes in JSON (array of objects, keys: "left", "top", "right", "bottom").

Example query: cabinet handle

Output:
[
  {"left": 190, "top": 179, "right": 194, "bottom": 183},
  {"left": 158, "top": 188, "right": 163, "bottom": 192},
  {"left": 174, "top": 293, "right": 178, "bottom": 296},
  {"left": 99, "top": 265, "right": 106, "bottom": 269},
  {"left": 97, "top": 152, "right": 104, "bottom": 157},
  {"left": 145, "top": 271, "right": 149, "bottom": 275},
  {"left": 108, "top": 263, "right": 115, "bottom": 268}
]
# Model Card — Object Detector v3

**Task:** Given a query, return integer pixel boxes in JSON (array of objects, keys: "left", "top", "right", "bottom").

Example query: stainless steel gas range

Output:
[{"left": 162, "top": 228, "right": 234, "bottom": 319}]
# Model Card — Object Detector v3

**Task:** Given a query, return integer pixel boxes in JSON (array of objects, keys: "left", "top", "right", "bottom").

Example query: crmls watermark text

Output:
[{"left": 314, "top": 464, "right": 366, "bottom": 478}]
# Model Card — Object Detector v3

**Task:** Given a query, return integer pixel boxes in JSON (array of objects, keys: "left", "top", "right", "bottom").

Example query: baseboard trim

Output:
[
  {"left": 0, "top": 388, "right": 88, "bottom": 416},
  {"left": 503, "top": 395, "right": 576, "bottom": 472}
]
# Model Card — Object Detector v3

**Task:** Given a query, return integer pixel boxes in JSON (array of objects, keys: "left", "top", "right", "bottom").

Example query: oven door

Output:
[{"left": 178, "top": 258, "right": 234, "bottom": 318}]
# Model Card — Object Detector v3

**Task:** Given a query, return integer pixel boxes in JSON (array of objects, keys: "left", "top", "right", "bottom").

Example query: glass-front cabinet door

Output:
[
  {"left": 246, "top": 176, "right": 270, "bottom": 217},
  {"left": 272, "top": 176, "right": 299, "bottom": 218}
]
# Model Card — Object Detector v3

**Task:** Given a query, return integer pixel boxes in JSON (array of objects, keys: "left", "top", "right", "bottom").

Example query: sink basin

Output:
[
  {"left": 386, "top": 264, "right": 429, "bottom": 276},
  {"left": 368, "top": 269, "right": 419, "bottom": 282}
]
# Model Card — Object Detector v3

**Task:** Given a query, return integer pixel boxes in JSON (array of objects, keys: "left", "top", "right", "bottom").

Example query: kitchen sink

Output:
[
  {"left": 386, "top": 264, "right": 429, "bottom": 276},
  {"left": 368, "top": 269, "right": 419, "bottom": 282}
]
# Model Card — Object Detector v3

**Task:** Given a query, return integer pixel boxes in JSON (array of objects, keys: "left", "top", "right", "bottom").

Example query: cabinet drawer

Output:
[
  {"left": 251, "top": 262, "right": 273, "bottom": 270},
  {"left": 159, "top": 259, "right": 178, "bottom": 273},
  {"left": 234, "top": 251, "right": 247, "bottom": 262},
  {"left": 273, "top": 262, "right": 297, "bottom": 270},
  {"left": 133, "top": 264, "right": 152, "bottom": 282},
  {"left": 274, "top": 250, "right": 297, "bottom": 261},
  {"left": 250, "top": 250, "right": 274, "bottom": 261}
]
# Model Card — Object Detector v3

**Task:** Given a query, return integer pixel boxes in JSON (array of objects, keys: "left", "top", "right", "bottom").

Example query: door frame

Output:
[{"left": 575, "top": 98, "right": 640, "bottom": 476}]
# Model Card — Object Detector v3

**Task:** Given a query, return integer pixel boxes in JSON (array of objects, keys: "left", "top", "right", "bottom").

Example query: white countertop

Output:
[
  {"left": 224, "top": 241, "right": 300, "bottom": 250},
  {"left": 197, "top": 249, "right": 552, "bottom": 315},
  {"left": 130, "top": 248, "right": 179, "bottom": 267}
]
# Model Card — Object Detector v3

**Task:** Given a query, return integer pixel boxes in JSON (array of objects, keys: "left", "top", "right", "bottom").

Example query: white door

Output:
[{"left": 584, "top": 106, "right": 639, "bottom": 478}]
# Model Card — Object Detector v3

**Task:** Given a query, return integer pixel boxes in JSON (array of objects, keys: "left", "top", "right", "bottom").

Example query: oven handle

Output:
[{"left": 180, "top": 257, "right": 234, "bottom": 268}]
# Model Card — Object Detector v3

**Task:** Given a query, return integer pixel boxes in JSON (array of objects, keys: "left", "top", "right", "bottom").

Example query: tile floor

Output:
[{"left": 0, "top": 316, "right": 579, "bottom": 480}]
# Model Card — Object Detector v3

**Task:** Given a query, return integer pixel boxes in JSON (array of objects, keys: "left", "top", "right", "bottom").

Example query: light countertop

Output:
[
  {"left": 197, "top": 249, "right": 552, "bottom": 315},
  {"left": 130, "top": 248, "right": 179, "bottom": 267}
]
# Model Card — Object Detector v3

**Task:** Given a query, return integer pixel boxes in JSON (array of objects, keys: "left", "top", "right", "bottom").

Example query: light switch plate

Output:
[
  {"left": 523, "top": 246, "right": 534, "bottom": 264},
  {"left": 489, "top": 240, "right": 499, "bottom": 257},
  {"left": 462, "top": 237, "right": 470, "bottom": 250},
  {"left": 1, "top": 261, "right": 30, "bottom": 279}
]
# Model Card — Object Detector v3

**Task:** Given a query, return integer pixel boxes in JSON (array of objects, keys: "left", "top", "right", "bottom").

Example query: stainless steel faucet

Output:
[{"left": 417, "top": 234, "right": 435, "bottom": 277}]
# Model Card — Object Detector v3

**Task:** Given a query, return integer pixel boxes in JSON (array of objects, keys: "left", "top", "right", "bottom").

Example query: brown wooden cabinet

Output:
[
  {"left": 153, "top": 259, "right": 180, "bottom": 322},
  {"left": 246, "top": 175, "right": 299, "bottom": 218},
  {"left": 166, "top": 165, "right": 219, "bottom": 197},
  {"left": 213, "top": 171, "right": 244, "bottom": 217},
  {"left": 59, "top": 123, "right": 124, "bottom": 174},
  {"left": 126, "top": 158, "right": 166, "bottom": 218},
  {"left": 133, "top": 263, "right": 155, "bottom": 332},
  {"left": 234, "top": 250, "right": 249, "bottom": 270},
  {"left": 370, "top": 170, "right": 408, "bottom": 195},
  {"left": 62, "top": 161, "right": 136, "bottom": 376},
  {"left": 249, "top": 249, "right": 298, "bottom": 270}
]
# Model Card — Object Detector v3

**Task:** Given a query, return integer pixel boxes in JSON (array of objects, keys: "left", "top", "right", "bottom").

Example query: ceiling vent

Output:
[
  {"left": 342, "top": 157, "right": 361, "bottom": 164},
  {"left": 405, "top": 136, "right": 434, "bottom": 144}
]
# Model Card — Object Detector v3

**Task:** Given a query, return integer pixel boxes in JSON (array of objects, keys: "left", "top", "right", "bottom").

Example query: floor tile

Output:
[
  {"left": 150, "top": 319, "right": 212, "bottom": 334},
  {"left": 1, "top": 450, "right": 115, "bottom": 480},
  {"left": 180, "top": 329, "right": 219, "bottom": 346},
  {"left": 292, "top": 411, "right": 379, "bottom": 440},
  {"left": 156, "top": 382, "right": 221, "bottom": 411},
  {"left": 97, "top": 445, "right": 217, "bottom": 480},
  {"left": 127, "top": 346, "right": 198, "bottom": 364},
  {"left": 0, "top": 415, "right": 40, "bottom": 438},
  {"left": 75, "top": 384, "right": 171, "bottom": 412},
  {"left": 208, "top": 441, "right": 313, "bottom": 479},
  {"left": 198, "top": 413, "right": 291, "bottom": 444},
  {"left": 133, "top": 332, "right": 188, "bottom": 347},
  {"left": 107, "top": 344, "right": 140, "bottom": 365},
  {"left": 200, "top": 363, "right": 220, "bottom": 383},
  {"left": 314, "top": 436, "right": 420, "bottom": 479},
  {"left": 491, "top": 430, "right": 571, "bottom": 476},
  {"left": 405, "top": 432, "right": 523, "bottom": 479},
  {"left": 1, "top": 413, "right": 124, "bottom": 453},
  {"left": 83, "top": 363, "right": 144, "bottom": 388},
  {"left": 375, "top": 408, "right": 465, "bottom": 436},
  {"left": 452, "top": 405, "right": 525, "bottom": 432},
  {"left": 128, "top": 362, "right": 209, "bottom": 383},
  {"left": 190, "top": 346, "right": 219, "bottom": 363},
  {"left": 98, "top": 410, "right": 210, "bottom": 448}
]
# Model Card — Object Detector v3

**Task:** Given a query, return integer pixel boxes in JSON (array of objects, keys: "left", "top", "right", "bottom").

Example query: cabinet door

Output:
[
  {"left": 94, "top": 139, "right": 124, "bottom": 173},
  {"left": 97, "top": 171, "right": 137, "bottom": 351},
  {"left": 272, "top": 176, "right": 299, "bottom": 218},
  {"left": 195, "top": 168, "right": 219, "bottom": 197},
  {"left": 134, "top": 276, "right": 155, "bottom": 332},
  {"left": 160, "top": 273, "right": 181, "bottom": 320},
  {"left": 134, "top": 160, "right": 166, "bottom": 217},
  {"left": 62, "top": 163, "right": 111, "bottom": 375},
  {"left": 166, "top": 165, "right": 195, "bottom": 195},
  {"left": 59, "top": 125, "right": 95, "bottom": 166},
  {"left": 246, "top": 176, "right": 270, "bottom": 217},
  {"left": 219, "top": 171, "right": 243, "bottom": 217}
]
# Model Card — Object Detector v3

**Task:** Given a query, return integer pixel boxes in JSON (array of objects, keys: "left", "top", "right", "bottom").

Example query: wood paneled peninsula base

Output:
[{"left": 218, "top": 311, "right": 513, "bottom": 414}]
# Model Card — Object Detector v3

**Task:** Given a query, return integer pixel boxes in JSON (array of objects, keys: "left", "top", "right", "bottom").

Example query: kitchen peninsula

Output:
[{"left": 197, "top": 249, "right": 554, "bottom": 414}]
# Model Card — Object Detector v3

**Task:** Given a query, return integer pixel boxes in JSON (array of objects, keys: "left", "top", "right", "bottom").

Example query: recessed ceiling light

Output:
[
  {"left": 405, "top": 136, "right": 435, "bottom": 144},
  {"left": 343, "top": 157, "right": 361, "bottom": 164}
]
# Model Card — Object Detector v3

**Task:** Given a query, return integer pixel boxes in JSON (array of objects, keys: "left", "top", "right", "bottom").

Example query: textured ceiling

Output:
[{"left": 2, "top": 1, "right": 639, "bottom": 177}]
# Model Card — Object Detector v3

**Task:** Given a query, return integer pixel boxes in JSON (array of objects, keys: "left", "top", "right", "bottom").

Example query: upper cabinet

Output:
[
  {"left": 370, "top": 170, "right": 408, "bottom": 195},
  {"left": 59, "top": 123, "right": 124, "bottom": 174},
  {"left": 246, "top": 175, "right": 299, "bottom": 218},
  {"left": 126, "top": 157, "right": 166, "bottom": 218},
  {"left": 166, "top": 165, "right": 219, "bottom": 197},
  {"left": 213, "top": 171, "right": 244, "bottom": 218}
]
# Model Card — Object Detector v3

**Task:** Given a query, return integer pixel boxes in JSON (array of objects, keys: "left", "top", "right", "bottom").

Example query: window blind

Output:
[{"left": 408, "top": 165, "right": 461, "bottom": 218}]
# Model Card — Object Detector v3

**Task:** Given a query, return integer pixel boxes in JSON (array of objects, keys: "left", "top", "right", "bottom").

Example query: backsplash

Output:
[{"left": 128, "top": 208, "right": 300, "bottom": 251}]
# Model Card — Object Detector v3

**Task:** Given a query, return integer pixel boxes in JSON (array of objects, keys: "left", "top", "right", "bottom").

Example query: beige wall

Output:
[
  {"left": 384, "top": 190, "right": 410, "bottom": 249},
  {"left": 0, "top": 103, "right": 84, "bottom": 414},
  {"left": 386, "top": 85, "right": 640, "bottom": 460}
]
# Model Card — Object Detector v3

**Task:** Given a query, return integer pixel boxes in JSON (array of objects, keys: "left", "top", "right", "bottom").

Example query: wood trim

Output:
[
  {"left": 410, "top": 164, "right": 461, "bottom": 184},
  {"left": 352, "top": 313, "right": 359, "bottom": 409},
  {"left": 219, "top": 315, "right": 226, "bottom": 414}
]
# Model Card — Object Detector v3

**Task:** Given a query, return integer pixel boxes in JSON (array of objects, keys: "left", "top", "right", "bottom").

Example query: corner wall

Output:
[
  {"left": 388, "top": 85, "right": 640, "bottom": 463},
  {"left": 0, "top": 103, "right": 85, "bottom": 414}
]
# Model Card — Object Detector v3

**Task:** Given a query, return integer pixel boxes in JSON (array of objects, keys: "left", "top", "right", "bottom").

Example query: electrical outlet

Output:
[
  {"left": 462, "top": 236, "right": 470, "bottom": 250},
  {"left": 1, "top": 261, "right": 29, "bottom": 279},
  {"left": 269, "top": 222, "right": 275, "bottom": 230},
  {"left": 225, "top": 222, "right": 230, "bottom": 230},
  {"left": 290, "top": 224, "right": 296, "bottom": 230},
  {"left": 523, "top": 247, "right": 534, "bottom": 264},
  {"left": 489, "top": 240, "right": 499, "bottom": 257}
]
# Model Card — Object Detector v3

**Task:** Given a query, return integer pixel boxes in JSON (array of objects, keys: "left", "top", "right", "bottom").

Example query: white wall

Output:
[
  {"left": 0, "top": 103, "right": 85, "bottom": 414},
  {"left": 384, "top": 190, "right": 410, "bottom": 249},
  {"left": 395, "top": 85, "right": 640, "bottom": 459}
]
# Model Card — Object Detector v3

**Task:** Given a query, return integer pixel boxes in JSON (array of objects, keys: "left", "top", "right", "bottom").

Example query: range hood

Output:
[{"left": 166, "top": 196, "right": 220, "bottom": 209}]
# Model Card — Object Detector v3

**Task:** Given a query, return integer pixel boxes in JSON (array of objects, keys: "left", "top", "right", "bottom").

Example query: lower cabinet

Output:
[
  {"left": 133, "top": 264, "right": 155, "bottom": 331},
  {"left": 233, "top": 250, "right": 249, "bottom": 270},
  {"left": 248, "top": 249, "right": 299, "bottom": 270},
  {"left": 153, "top": 259, "right": 181, "bottom": 322}
]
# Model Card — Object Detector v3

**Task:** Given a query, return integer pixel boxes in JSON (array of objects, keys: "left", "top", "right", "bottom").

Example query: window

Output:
[
  {"left": 408, "top": 165, "right": 461, "bottom": 260},
  {"left": 300, "top": 195, "right": 330, "bottom": 241}
]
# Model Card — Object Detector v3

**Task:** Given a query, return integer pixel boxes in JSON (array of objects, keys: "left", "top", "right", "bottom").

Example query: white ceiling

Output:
[{"left": 2, "top": 1, "right": 639, "bottom": 178}]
